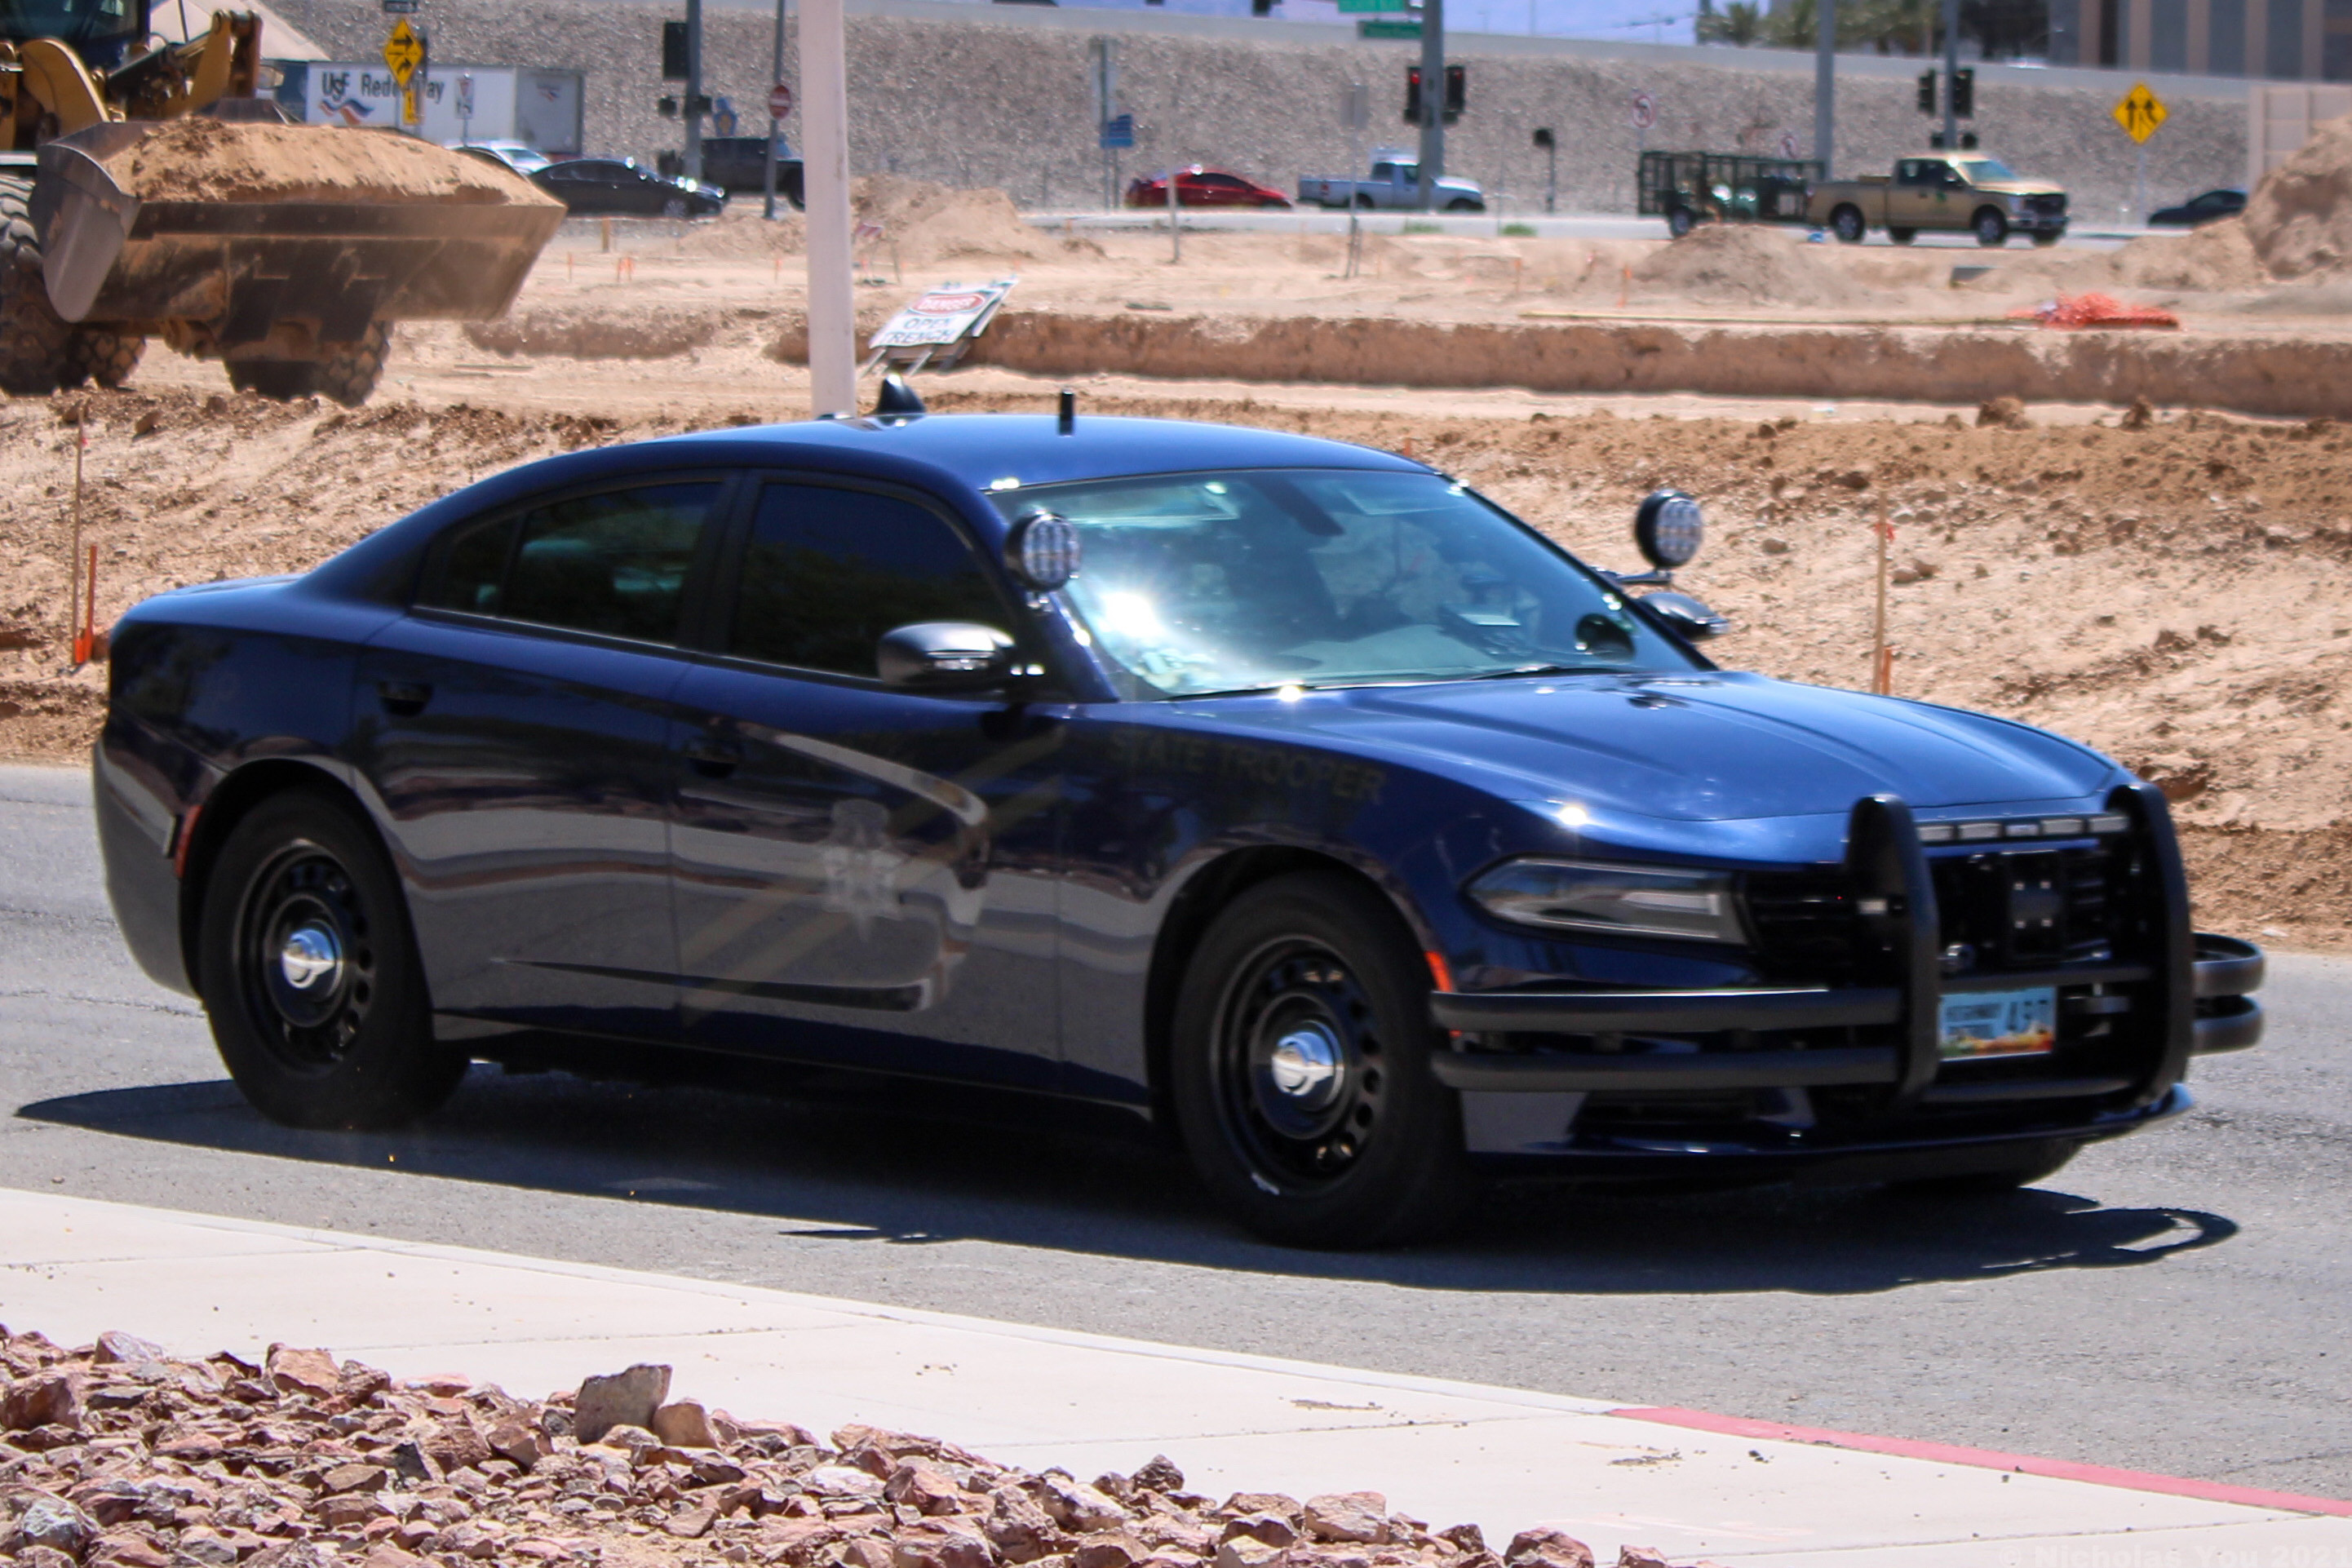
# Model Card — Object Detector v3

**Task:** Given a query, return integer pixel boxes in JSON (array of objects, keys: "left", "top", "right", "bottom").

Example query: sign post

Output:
[
  {"left": 455, "top": 72, "right": 474, "bottom": 145},
  {"left": 1629, "top": 89, "right": 1656, "bottom": 165},
  {"left": 382, "top": 19, "right": 424, "bottom": 131},
  {"left": 2113, "top": 82, "right": 2167, "bottom": 224},
  {"left": 764, "top": 0, "right": 786, "bottom": 218},
  {"left": 1415, "top": 0, "right": 1446, "bottom": 210},
  {"left": 803, "top": 0, "right": 857, "bottom": 416}
]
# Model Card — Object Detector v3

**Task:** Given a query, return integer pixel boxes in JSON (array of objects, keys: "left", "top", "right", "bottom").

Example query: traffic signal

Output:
[
  {"left": 1532, "top": 126, "right": 1555, "bottom": 148},
  {"left": 662, "top": 20, "right": 689, "bottom": 82},
  {"left": 1404, "top": 64, "right": 1423, "bottom": 124},
  {"left": 1442, "top": 64, "right": 1465, "bottom": 123},
  {"left": 1917, "top": 69, "right": 1935, "bottom": 114},
  {"left": 1951, "top": 67, "right": 1975, "bottom": 117}
]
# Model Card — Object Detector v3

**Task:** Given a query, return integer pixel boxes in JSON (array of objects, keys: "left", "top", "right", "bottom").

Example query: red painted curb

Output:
[{"left": 1610, "top": 1406, "right": 2352, "bottom": 1518}]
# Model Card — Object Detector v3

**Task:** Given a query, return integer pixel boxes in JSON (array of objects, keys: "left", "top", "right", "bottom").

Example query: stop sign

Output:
[{"left": 767, "top": 82, "right": 792, "bottom": 119}]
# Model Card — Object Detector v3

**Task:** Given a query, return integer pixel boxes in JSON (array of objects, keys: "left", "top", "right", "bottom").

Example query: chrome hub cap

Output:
[{"left": 278, "top": 924, "right": 343, "bottom": 990}]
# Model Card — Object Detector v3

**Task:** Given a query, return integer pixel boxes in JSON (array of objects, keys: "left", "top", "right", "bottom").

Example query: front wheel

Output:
[
  {"left": 1974, "top": 208, "right": 2010, "bottom": 247},
  {"left": 1887, "top": 227, "right": 1917, "bottom": 245},
  {"left": 1444, "top": 198, "right": 1482, "bottom": 212},
  {"left": 2031, "top": 230, "right": 2063, "bottom": 247},
  {"left": 196, "top": 790, "right": 464, "bottom": 1131},
  {"left": 226, "top": 322, "right": 391, "bottom": 408},
  {"left": 0, "top": 175, "right": 73, "bottom": 395},
  {"left": 1170, "top": 872, "right": 1470, "bottom": 1249},
  {"left": 1830, "top": 205, "right": 1866, "bottom": 244},
  {"left": 1666, "top": 206, "right": 1696, "bottom": 238}
]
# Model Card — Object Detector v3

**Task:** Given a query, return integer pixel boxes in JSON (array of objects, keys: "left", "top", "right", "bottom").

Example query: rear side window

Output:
[
  {"left": 423, "top": 481, "right": 721, "bottom": 644},
  {"left": 727, "top": 483, "right": 1010, "bottom": 677}
]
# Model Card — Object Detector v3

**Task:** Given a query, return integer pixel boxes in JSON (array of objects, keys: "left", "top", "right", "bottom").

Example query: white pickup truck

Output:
[{"left": 1298, "top": 150, "right": 1486, "bottom": 211}]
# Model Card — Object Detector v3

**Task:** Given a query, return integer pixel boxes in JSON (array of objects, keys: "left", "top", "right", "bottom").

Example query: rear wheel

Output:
[
  {"left": 225, "top": 322, "right": 391, "bottom": 408},
  {"left": 64, "top": 327, "right": 145, "bottom": 389},
  {"left": 1830, "top": 204, "right": 1866, "bottom": 244},
  {"left": 1974, "top": 208, "right": 2009, "bottom": 247},
  {"left": 1666, "top": 206, "right": 1696, "bottom": 238},
  {"left": 0, "top": 175, "right": 73, "bottom": 396},
  {"left": 1353, "top": 193, "right": 1375, "bottom": 210},
  {"left": 196, "top": 790, "right": 463, "bottom": 1131},
  {"left": 1170, "top": 872, "right": 1469, "bottom": 1249}
]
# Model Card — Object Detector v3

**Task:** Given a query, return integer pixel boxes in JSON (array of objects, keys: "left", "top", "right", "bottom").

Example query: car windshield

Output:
[
  {"left": 0, "top": 0, "right": 138, "bottom": 48},
  {"left": 1959, "top": 158, "right": 2019, "bottom": 182},
  {"left": 992, "top": 469, "right": 1699, "bottom": 698}
]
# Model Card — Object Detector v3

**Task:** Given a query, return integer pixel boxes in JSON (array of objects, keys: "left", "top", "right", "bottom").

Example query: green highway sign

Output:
[
  {"left": 1338, "top": 0, "right": 1410, "bottom": 11},
  {"left": 1358, "top": 17, "right": 1423, "bottom": 36}
]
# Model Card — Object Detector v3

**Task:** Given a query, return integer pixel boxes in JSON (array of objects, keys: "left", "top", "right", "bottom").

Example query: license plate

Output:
[{"left": 1938, "top": 987, "right": 2057, "bottom": 1061}]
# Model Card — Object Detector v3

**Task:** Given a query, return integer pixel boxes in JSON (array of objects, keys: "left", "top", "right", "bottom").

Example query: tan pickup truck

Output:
[{"left": 1808, "top": 153, "right": 2069, "bottom": 247}]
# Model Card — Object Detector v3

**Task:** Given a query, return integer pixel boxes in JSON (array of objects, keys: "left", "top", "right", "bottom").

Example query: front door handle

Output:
[
  {"left": 684, "top": 733, "right": 742, "bottom": 777},
  {"left": 376, "top": 680, "right": 432, "bottom": 716}
]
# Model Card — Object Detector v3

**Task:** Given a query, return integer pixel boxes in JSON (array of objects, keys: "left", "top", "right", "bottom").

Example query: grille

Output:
[
  {"left": 2027, "top": 193, "right": 2068, "bottom": 216},
  {"left": 1743, "top": 869, "right": 1868, "bottom": 983}
]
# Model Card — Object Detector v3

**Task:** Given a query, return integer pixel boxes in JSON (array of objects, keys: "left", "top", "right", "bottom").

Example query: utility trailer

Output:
[{"left": 1638, "top": 150, "right": 1823, "bottom": 238}]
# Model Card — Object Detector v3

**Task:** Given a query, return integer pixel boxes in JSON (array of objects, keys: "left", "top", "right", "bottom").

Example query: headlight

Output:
[{"left": 1466, "top": 858, "right": 1745, "bottom": 945}]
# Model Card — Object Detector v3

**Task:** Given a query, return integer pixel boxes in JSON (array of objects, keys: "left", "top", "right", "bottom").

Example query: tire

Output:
[
  {"left": 1444, "top": 198, "right": 1482, "bottom": 212},
  {"left": 1973, "top": 208, "right": 2009, "bottom": 247},
  {"left": 1891, "top": 1147, "right": 2077, "bottom": 1198},
  {"left": 1830, "top": 204, "right": 1865, "bottom": 244},
  {"left": 225, "top": 322, "right": 390, "bottom": 408},
  {"left": 195, "top": 788, "right": 464, "bottom": 1131},
  {"left": 2031, "top": 231, "right": 2062, "bottom": 247},
  {"left": 0, "top": 175, "right": 73, "bottom": 396},
  {"left": 1888, "top": 227, "right": 1917, "bottom": 245},
  {"left": 1353, "top": 193, "right": 1375, "bottom": 210},
  {"left": 64, "top": 327, "right": 145, "bottom": 389},
  {"left": 1666, "top": 206, "right": 1695, "bottom": 238},
  {"left": 663, "top": 197, "right": 687, "bottom": 219},
  {"left": 1169, "top": 871, "right": 1469, "bottom": 1249}
]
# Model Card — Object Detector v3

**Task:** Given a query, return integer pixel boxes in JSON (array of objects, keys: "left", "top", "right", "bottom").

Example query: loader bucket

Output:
[{"left": 33, "top": 118, "right": 565, "bottom": 346}]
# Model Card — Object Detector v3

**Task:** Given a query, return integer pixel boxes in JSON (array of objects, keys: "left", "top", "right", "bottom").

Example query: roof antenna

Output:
[
  {"left": 873, "top": 372, "right": 927, "bottom": 422},
  {"left": 1057, "top": 388, "right": 1075, "bottom": 436}
]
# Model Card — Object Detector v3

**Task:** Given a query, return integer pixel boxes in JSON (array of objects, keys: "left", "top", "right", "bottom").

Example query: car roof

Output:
[{"left": 643, "top": 413, "right": 1424, "bottom": 491}]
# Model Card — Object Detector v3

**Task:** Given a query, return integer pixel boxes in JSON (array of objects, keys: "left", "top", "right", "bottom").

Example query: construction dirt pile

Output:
[
  {"left": 97, "top": 118, "right": 552, "bottom": 206},
  {"left": 2239, "top": 111, "right": 2352, "bottom": 280},
  {"left": 850, "top": 175, "right": 1040, "bottom": 265},
  {"left": 5, "top": 383, "right": 2350, "bottom": 948},
  {"left": 675, "top": 209, "right": 808, "bottom": 260},
  {"left": 1627, "top": 227, "right": 1872, "bottom": 310},
  {"left": 2108, "top": 220, "right": 2273, "bottom": 292},
  {"left": 0, "top": 1327, "right": 1681, "bottom": 1568}
]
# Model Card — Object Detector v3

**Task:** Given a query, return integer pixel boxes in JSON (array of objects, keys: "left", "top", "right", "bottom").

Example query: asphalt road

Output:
[
  {"left": 4, "top": 760, "right": 2346, "bottom": 1497},
  {"left": 1031, "top": 209, "right": 2150, "bottom": 249}
]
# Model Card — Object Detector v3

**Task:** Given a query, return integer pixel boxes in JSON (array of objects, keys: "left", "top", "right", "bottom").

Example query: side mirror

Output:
[
  {"left": 1641, "top": 591, "right": 1732, "bottom": 642},
  {"left": 1634, "top": 490, "right": 1704, "bottom": 570},
  {"left": 877, "top": 622, "right": 1017, "bottom": 689},
  {"left": 1005, "top": 510, "right": 1080, "bottom": 591}
]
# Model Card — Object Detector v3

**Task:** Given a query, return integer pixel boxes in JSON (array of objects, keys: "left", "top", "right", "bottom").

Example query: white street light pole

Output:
[{"left": 802, "top": 0, "right": 857, "bottom": 417}]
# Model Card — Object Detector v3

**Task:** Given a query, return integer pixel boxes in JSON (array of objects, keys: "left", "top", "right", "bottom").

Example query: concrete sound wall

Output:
[{"left": 274, "top": 0, "right": 2245, "bottom": 222}]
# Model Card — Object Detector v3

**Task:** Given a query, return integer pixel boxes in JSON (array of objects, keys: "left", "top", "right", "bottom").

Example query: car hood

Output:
[
  {"left": 1215, "top": 671, "right": 2116, "bottom": 824},
  {"left": 1434, "top": 176, "right": 1483, "bottom": 195},
  {"left": 1979, "top": 179, "right": 2064, "bottom": 196}
]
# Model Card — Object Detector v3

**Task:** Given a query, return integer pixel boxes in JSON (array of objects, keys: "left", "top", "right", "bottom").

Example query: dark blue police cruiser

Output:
[{"left": 95, "top": 390, "right": 2266, "bottom": 1247}]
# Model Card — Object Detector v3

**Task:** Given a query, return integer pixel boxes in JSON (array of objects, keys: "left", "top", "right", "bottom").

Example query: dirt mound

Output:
[
  {"left": 850, "top": 174, "right": 1040, "bottom": 263},
  {"left": 2241, "top": 112, "right": 2352, "bottom": 279},
  {"left": 675, "top": 207, "right": 806, "bottom": 259},
  {"left": 464, "top": 308, "right": 717, "bottom": 358},
  {"left": 1628, "top": 225, "right": 1871, "bottom": 308},
  {"left": 2111, "top": 219, "right": 2272, "bottom": 291},
  {"left": 99, "top": 117, "right": 552, "bottom": 206}
]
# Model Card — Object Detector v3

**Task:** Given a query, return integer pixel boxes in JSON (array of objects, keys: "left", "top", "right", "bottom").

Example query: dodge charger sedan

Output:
[{"left": 94, "top": 395, "right": 2265, "bottom": 1247}]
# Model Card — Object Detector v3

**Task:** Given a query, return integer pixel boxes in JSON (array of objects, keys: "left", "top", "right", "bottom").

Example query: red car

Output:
[{"left": 1125, "top": 166, "right": 1292, "bottom": 210}]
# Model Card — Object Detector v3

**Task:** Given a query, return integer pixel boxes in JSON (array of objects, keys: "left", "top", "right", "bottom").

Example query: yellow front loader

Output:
[{"left": 0, "top": 2, "right": 562, "bottom": 404}]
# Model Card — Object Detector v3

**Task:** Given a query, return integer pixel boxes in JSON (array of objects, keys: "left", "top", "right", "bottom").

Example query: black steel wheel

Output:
[
  {"left": 1830, "top": 205, "right": 1866, "bottom": 244},
  {"left": 197, "top": 790, "right": 463, "bottom": 1130},
  {"left": 1171, "top": 872, "right": 1468, "bottom": 1248}
]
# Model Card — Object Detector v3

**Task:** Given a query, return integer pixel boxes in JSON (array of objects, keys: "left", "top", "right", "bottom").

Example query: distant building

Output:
[{"left": 2049, "top": 0, "right": 2350, "bottom": 78}]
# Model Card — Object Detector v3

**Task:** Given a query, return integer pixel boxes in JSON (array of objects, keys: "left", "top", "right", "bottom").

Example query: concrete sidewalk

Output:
[{"left": 2, "top": 1187, "right": 2345, "bottom": 1567}]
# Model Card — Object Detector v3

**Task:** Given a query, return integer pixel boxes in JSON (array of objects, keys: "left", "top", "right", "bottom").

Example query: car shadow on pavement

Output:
[{"left": 17, "top": 1065, "right": 2238, "bottom": 1293}]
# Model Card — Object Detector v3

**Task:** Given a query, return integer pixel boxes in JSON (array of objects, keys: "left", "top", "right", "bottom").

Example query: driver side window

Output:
[{"left": 725, "top": 483, "right": 1012, "bottom": 678}]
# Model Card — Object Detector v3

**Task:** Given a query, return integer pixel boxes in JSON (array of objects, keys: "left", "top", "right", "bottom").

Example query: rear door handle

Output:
[
  {"left": 684, "top": 733, "right": 742, "bottom": 777},
  {"left": 376, "top": 680, "right": 432, "bottom": 716}
]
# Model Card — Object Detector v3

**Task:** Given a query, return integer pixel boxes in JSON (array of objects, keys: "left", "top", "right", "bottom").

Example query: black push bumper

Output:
[{"left": 1430, "top": 785, "right": 2262, "bottom": 1104}]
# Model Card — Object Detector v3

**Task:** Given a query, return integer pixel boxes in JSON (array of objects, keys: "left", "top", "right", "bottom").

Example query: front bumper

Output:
[{"left": 1430, "top": 785, "right": 2260, "bottom": 1162}]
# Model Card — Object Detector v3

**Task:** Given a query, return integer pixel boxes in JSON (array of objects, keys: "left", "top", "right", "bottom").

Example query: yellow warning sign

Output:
[
  {"left": 2113, "top": 82, "right": 2168, "bottom": 144},
  {"left": 382, "top": 19, "right": 424, "bottom": 86}
]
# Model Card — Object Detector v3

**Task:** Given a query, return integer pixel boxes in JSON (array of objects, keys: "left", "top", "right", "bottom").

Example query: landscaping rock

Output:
[
  {"left": 1304, "top": 1493, "right": 1389, "bottom": 1544},
  {"left": 574, "top": 1362, "right": 673, "bottom": 1444}
]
